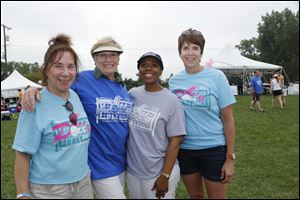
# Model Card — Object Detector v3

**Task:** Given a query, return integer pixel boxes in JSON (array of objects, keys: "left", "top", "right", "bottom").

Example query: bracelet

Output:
[
  {"left": 16, "top": 193, "right": 31, "bottom": 199},
  {"left": 161, "top": 172, "right": 170, "bottom": 179}
]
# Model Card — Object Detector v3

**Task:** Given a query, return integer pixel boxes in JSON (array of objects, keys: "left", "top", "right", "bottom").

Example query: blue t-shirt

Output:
[
  {"left": 12, "top": 88, "right": 91, "bottom": 184},
  {"left": 250, "top": 76, "right": 263, "bottom": 94},
  {"left": 72, "top": 70, "right": 133, "bottom": 180},
  {"left": 169, "top": 67, "right": 236, "bottom": 150}
]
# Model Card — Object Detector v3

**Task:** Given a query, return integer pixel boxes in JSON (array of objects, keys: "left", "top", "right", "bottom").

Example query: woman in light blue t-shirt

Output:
[
  {"left": 169, "top": 28, "right": 236, "bottom": 199},
  {"left": 13, "top": 34, "right": 92, "bottom": 199}
]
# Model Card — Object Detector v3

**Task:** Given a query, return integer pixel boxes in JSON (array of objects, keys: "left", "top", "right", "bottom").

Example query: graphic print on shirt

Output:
[
  {"left": 52, "top": 118, "right": 91, "bottom": 152},
  {"left": 252, "top": 79, "right": 262, "bottom": 88},
  {"left": 172, "top": 86, "right": 210, "bottom": 108},
  {"left": 129, "top": 104, "right": 161, "bottom": 136},
  {"left": 95, "top": 95, "right": 133, "bottom": 123}
]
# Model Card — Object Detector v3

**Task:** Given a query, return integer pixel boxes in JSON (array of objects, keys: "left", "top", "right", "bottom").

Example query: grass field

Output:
[{"left": 1, "top": 95, "right": 299, "bottom": 199}]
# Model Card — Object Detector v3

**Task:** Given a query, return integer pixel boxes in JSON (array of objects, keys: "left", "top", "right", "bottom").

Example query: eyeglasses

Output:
[
  {"left": 63, "top": 100, "right": 77, "bottom": 125},
  {"left": 96, "top": 52, "right": 119, "bottom": 60}
]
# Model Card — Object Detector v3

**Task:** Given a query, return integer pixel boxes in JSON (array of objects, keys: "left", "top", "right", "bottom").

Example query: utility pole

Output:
[{"left": 1, "top": 24, "right": 11, "bottom": 68}]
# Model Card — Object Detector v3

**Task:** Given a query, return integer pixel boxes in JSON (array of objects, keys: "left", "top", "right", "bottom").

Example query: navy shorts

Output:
[
  {"left": 178, "top": 146, "right": 226, "bottom": 182},
  {"left": 272, "top": 90, "right": 282, "bottom": 96},
  {"left": 252, "top": 93, "right": 261, "bottom": 101}
]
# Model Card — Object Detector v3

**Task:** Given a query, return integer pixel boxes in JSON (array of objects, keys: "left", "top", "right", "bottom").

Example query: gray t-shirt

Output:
[{"left": 127, "top": 86, "right": 186, "bottom": 179}]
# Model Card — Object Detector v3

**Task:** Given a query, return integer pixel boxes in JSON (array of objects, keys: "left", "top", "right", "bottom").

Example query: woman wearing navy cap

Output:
[{"left": 126, "top": 52, "right": 186, "bottom": 199}]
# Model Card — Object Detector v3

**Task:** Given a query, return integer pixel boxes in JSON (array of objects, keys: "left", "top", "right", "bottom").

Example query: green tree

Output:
[
  {"left": 236, "top": 38, "right": 260, "bottom": 60},
  {"left": 1, "top": 61, "right": 12, "bottom": 81},
  {"left": 123, "top": 73, "right": 171, "bottom": 91},
  {"left": 123, "top": 77, "right": 137, "bottom": 91},
  {"left": 237, "top": 8, "right": 299, "bottom": 82},
  {"left": 1, "top": 61, "right": 41, "bottom": 82}
]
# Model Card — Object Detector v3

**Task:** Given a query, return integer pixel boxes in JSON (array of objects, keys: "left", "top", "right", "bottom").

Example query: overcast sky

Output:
[{"left": 1, "top": 1, "right": 298, "bottom": 80}]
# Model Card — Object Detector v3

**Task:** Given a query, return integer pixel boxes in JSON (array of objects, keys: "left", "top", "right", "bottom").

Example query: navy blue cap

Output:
[{"left": 137, "top": 52, "right": 164, "bottom": 70}]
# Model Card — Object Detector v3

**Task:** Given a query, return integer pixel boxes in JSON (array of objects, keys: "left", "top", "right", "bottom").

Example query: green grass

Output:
[
  {"left": 1, "top": 117, "right": 19, "bottom": 199},
  {"left": 1, "top": 95, "right": 299, "bottom": 199},
  {"left": 228, "top": 95, "right": 299, "bottom": 199}
]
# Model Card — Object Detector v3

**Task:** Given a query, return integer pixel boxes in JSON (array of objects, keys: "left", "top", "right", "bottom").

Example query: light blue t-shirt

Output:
[
  {"left": 12, "top": 88, "right": 91, "bottom": 184},
  {"left": 169, "top": 67, "right": 236, "bottom": 150}
]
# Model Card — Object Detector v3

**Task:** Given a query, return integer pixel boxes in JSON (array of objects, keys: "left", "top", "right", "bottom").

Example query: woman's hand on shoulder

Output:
[{"left": 21, "top": 87, "right": 41, "bottom": 112}]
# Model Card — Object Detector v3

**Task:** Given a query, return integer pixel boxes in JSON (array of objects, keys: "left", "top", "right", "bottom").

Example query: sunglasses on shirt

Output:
[{"left": 63, "top": 100, "right": 77, "bottom": 126}]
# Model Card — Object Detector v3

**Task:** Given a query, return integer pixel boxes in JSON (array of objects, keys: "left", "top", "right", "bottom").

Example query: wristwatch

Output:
[
  {"left": 161, "top": 172, "right": 170, "bottom": 179},
  {"left": 226, "top": 153, "right": 236, "bottom": 160}
]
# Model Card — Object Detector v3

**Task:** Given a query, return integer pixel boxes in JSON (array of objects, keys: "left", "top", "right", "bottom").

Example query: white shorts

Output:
[
  {"left": 29, "top": 172, "right": 93, "bottom": 199},
  {"left": 92, "top": 172, "right": 126, "bottom": 199},
  {"left": 127, "top": 164, "right": 180, "bottom": 199}
]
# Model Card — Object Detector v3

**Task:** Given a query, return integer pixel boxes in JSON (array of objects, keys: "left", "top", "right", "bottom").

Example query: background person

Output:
[
  {"left": 169, "top": 28, "right": 236, "bottom": 199},
  {"left": 237, "top": 76, "right": 243, "bottom": 95},
  {"left": 249, "top": 70, "right": 264, "bottom": 112},
  {"left": 1, "top": 97, "right": 8, "bottom": 111},
  {"left": 17, "top": 89, "right": 24, "bottom": 106},
  {"left": 126, "top": 52, "right": 186, "bottom": 199},
  {"left": 277, "top": 72, "right": 286, "bottom": 107},
  {"left": 12, "top": 34, "right": 92, "bottom": 199},
  {"left": 270, "top": 74, "right": 284, "bottom": 110},
  {"left": 21, "top": 37, "right": 132, "bottom": 199}
]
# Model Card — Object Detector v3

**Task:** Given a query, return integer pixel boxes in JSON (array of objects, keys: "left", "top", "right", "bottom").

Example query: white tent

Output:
[
  {"left": 205, "top": 44, "right": 291, "bottom": 95},
  {"left": 1, "top": 70, "right": 43, "bottom": 98},
  {"left": 209, "top": 44, "right": 283, "bottom": 72}
]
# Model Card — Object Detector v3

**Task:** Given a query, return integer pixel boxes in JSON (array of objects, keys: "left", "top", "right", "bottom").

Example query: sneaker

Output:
[
  {"left": 259, "top": 109, "right": 265, "bottom": 112},
  {"left": 249, "top": 107, "right": 256, "bottom": 111}
]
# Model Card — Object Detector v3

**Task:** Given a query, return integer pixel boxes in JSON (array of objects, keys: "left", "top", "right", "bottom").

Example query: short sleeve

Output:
[
  {"left": 12, "top": 110, "right": 41, "bottom": 155},
  {"left": 166, "top": 97, "right": 186, "bottom": 137},
  {"left": 217, "top": 71, "right": 236, "bottom": 109}
]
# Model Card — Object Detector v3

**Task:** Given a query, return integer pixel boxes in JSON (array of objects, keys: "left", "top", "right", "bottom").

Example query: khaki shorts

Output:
[
  {"left": 29, "top": 172, "right": 93, "bottom": 199},
  {"left": 92, "top": 172, "right": 126, "bottom": 199}
]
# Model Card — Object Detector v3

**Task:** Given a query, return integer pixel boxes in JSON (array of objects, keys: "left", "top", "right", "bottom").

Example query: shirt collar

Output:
[{"left": 93, "top": 67, "right": 124, "bottom": 85}]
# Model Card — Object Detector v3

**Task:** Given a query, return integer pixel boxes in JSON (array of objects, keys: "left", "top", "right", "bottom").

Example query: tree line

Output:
[
  {"left": 236, "top": 8, "right": 299, "bottom": 82},
  {"left": 0, "top": 61, "right": 169, "bottom": 91},
  {"left": 1, "top": 61, "right": 41, "bottom": 83}
]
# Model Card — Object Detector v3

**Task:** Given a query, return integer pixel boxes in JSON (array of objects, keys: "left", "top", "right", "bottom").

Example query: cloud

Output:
[{"left": 1, "top": 1, "right": 298, "bottom": 79}]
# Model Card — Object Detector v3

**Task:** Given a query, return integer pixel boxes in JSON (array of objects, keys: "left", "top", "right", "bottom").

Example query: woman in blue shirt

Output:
[
  {"left": 20, "top": 37, "right": 132, "bottom": 199},
  {"left": 169, "top": 28, "right": 236, "bottom": 199}
]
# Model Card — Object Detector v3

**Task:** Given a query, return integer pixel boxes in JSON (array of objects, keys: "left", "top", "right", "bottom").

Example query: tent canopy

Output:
[
  {"left": 1, "top": 70, "right": 42, "bottom": 91},
  {"left": 209, "top": 44, "right": 283, "bottom": 72},
  {"left": 1, "top": 70, "right": 42, "bottom": 98},
  {"left": 204, "top": 45, "right": 292, "bottom": 93}
]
